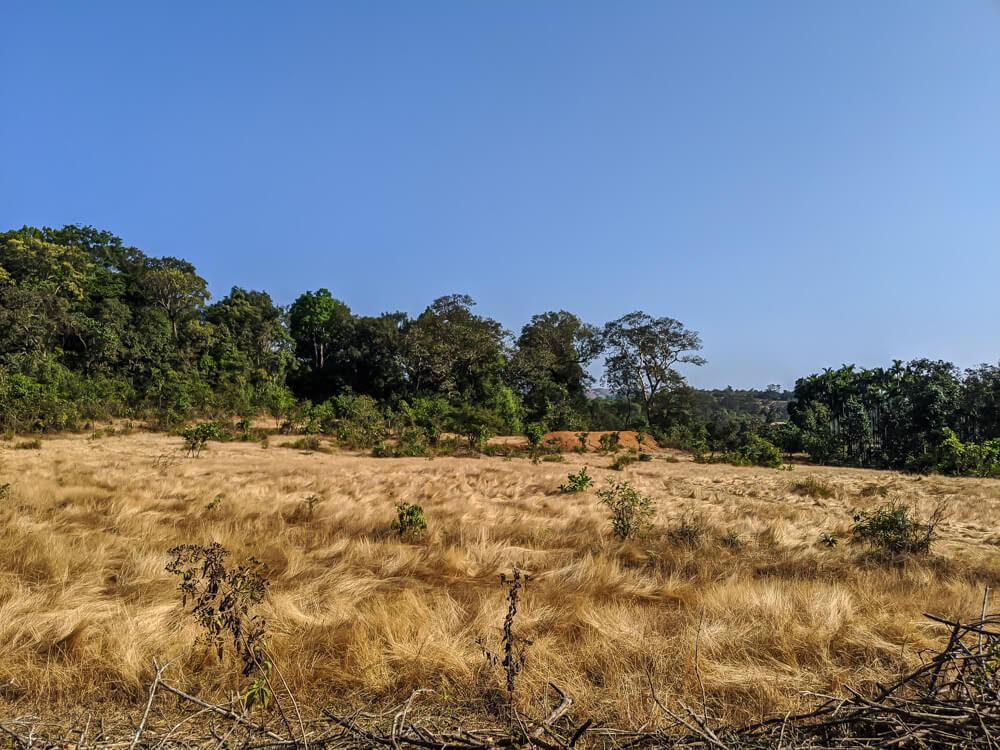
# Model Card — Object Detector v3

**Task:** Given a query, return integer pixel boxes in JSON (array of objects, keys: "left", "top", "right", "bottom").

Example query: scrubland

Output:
[{"left": 1, "top": 432, "right": 999, "bottom": 729}]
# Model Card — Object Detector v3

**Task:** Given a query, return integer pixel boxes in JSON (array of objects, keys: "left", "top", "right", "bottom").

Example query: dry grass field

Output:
[{"left": 2, "top": 431, "right": 1000, "bottom": 730}]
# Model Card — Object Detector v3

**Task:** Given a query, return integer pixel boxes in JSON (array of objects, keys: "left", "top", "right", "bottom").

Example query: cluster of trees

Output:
[
  {"left": 786, "top": 361, "right": 1000, "bottom": 475},
  {"left": 8, "top": 225, "right": 996, "bottom": 476},
  {"left": 0, "top": 225, "right": 710, "bottom": 438}
]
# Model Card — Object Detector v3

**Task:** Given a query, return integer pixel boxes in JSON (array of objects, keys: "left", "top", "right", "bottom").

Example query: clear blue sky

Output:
[{"left": 2, "top": 2, "right": 998, "bottom": 389}]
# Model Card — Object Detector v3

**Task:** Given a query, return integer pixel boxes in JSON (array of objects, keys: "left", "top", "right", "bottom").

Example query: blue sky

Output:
[{"left": 2, "top": 2, "right": 998, "bottom": 388}]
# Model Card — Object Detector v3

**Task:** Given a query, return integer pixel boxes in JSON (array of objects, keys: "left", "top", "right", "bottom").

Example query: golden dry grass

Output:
[{"left": 2, "top": 432, "right": 999, "bottom": 728}]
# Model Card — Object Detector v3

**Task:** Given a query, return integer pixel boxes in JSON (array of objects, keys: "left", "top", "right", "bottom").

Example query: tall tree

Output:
[
  {"left": 137, "top": 257, "right": 209, "bottom": 339},
  {"left": 404, "top": 294, "right": 508, "bottom": 402},
  {"left": 601, "top": 312, "right": 705, "bottom": 425},
  {"left": 512, "top": 310, "right": 602, "bottom": 427},
  {"left": 288, "top": 288, "right": 352, "bottom": 371},
  {"left": 205, "top": 287, "right": 291, "bottom": 381}
]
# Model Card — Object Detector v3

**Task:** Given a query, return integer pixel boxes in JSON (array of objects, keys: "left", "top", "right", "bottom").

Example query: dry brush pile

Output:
[{"left": 2, "top": 432, "right": 1000, "bottom": 748}]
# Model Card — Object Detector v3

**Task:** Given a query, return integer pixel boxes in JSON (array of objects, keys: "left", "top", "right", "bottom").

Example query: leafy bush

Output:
[
  {"left": 525, "top": 423, "right": 545, "bottom": 447},
  {"left": 559, "top": 466, "right": 594, "bottom": 493},
  {"left": 599, "top": 432, "right": 621, "bottom": 453},
  {"left": 934, "top": 428, "right": 1000, "bottom": 478},
  {"left": 819, "top": 530, "right": 839, "bottom": 548},
  {"left": 738, "top": 434, "right": 784, "bottom": 468},
  {"left": 610, "top": 451, "right": 638, "bottom": 471},
  {"left": 694, "top": 433, "right": 783, "bottom": 468},
  {"left": 851, "top": 501, "right": 942, "bottom": 556},
  {"left": 165, "top": 543, "right": 271, "bottom": 710},
  {"left": 179, "top": 422, "right": 221, "bottom": 457},
  {"left": 373, "top": 430, "right": 430, "bottom": 458},
  {"left": 13, "top": 438, "right": 42, "bottom": 450},
  {"left": 330, "top": 393, "right": 386, "bottom": 449},
  {"left": 391, "top": 501, "right": 428, "bottom": 537},
  {"left": 575, "top": 432, "right": 589, "bottom": 453},
  {"left": 597, "top": 479, "right": 654, "bottom": 540}
]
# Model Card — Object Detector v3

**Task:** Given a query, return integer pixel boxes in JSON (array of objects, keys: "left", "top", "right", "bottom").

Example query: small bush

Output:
[
  {"left": 13, "top": 438, "right": 42, "bottom": 450},
  {"left": 790, "top": 477, "right": 835, "bottom": 499},
  {"left": 237, "top": 417, "right": 255, "bottom": 442},
  {"left": 180, "top": 422, "right": 221, "bottom": 458},
  {"left": 599, "top": 432, "right": 621, "bottom": 453},
  {"left": 597, "top": 479, "right": 654, "bottom": 540},
  {"left": 575, "top": 432, "right": 589, "bottom": 453},
  {"left": 610, "top": 451, "right": 638, "bottom": 471},
  {"left": 721, "top": 529, "right": 745, "bottom": 550},
  {"left": 0, "top": 483, "right": 10, "bottom": 502},
  {"left": 205, "top": 495, "right": 223, "bottom": 512},
  {"left": 283, "top": 435, "right": 329, "bottom": 453},
  {"left": 638, "top": 452, "right": 653, "bottom": 462},
  {"left": 819, "top": 530, "right": 839, "bottom": 548},
  {"left": 525, "top": 424, "right": 545, "bottom": 447},
  {"left": 391, "top": 501, "right": 428, "bottom": 537},
  {"left": 373, "top": 428, "right": 430, "bottom": 458},
  {"left": 694, "top": 434, "right": 783, "bottom": 468},
  {"left": 851, "top": 501, "right": 942, "bottom": 556},
  {"left": 559, "top": 466, "right": 594, "bottom": 493}
]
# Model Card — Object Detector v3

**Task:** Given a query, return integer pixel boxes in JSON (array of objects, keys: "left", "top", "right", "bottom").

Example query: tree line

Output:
[
  {"left": 3, "top": 224, "right": 997, "bottom": 477},
  {"left": 0, "top": 225, "right": 709, "bottom": 438},
  {"left": 785, "top": 361, "right": 1000, "bottom": 476}
]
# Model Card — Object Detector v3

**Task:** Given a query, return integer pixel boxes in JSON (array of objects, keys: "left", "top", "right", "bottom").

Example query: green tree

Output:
[
  {"left": 138, "top": 257, "right": 209, "bottom": 339},
  {"left": 403, "top": 294, "right": 507, "bottom": 403},
  {"left": 601, "top": 312, "right": 705, "bottom": 426},
  {"left": 512, "top": 310, "right": 601, "bottom": 427}
]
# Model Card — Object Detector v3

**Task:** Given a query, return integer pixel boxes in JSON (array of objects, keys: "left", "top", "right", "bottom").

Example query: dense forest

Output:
[{"left": 1, "top": 225, "right": 998, "bottom": 476}]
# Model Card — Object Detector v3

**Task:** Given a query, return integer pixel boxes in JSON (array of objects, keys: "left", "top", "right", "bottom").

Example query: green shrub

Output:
[
  {"left": 179, "top": 422, "right": 221, "bottom": 457},
  {"left": 559, "top": 467, "right": 594, "bottom": 493},
  {"left": 391, "top": 502, "right": 428, "bottom": 537},
  {"left": 373, "top": 427, "right": 429, "bottom": 458},
  {"left": 934, "top": 428, "right": 1000, "bottom": 478},
  {"left": 610, "top": 451, "right": 638, "bottom": 471},
  {"left": 694, "top": 434, "right": 783, "bottom": 468},
  {"left": 575, "top": 432, "right": 589, "bottom": 453},
  {"left": 597, "top": 479, "right": 654, "bottom": 540},
  {"left": 599, "top": 432, "right": 621, "bottom": 453},
  {"left": 851, "top": 501, "right": 942, "bottom": 556},
  {"left": 13, "top": 438, "right": 42, "bottom": 450},
  {"left": 819, "top": 530, "right": 839, "bottom": 548},
  {"left": 738, "top": 434, "right": 784, "bottom": 468},
  {"left": 330, "top": 394, "right": 386, "bottom": 449},
  {"left": 525, "top": 423, "right": 545, "bottom": 447}
]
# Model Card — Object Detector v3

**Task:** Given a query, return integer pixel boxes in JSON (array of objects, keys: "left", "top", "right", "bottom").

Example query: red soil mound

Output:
[{"left": 543, "top": 430, "right": 659, "bottom": 453}]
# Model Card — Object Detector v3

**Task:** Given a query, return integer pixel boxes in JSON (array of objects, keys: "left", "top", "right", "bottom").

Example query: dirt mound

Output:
[{"left": 543, "top": 430, "right": 659, "bottom": 453}]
